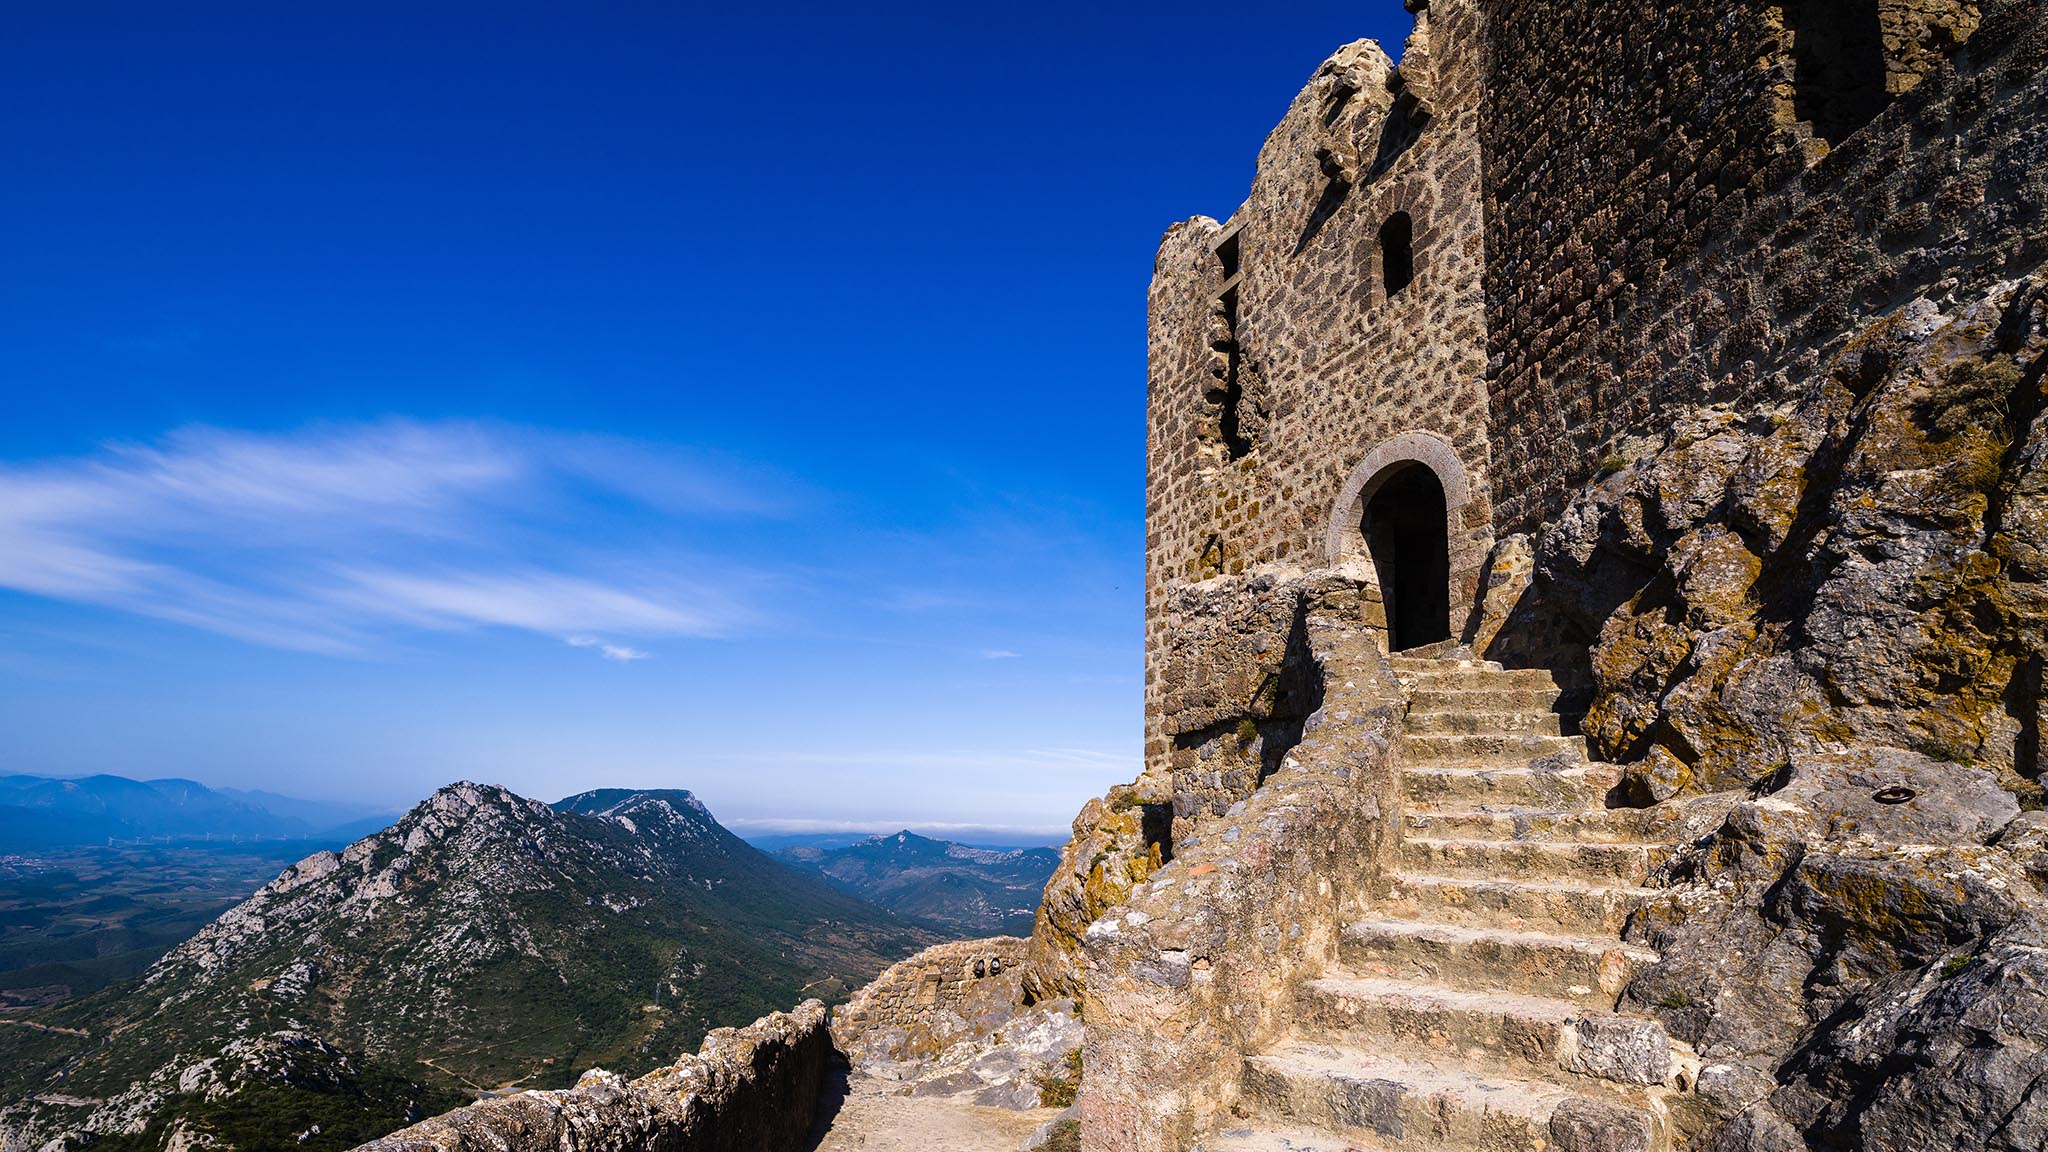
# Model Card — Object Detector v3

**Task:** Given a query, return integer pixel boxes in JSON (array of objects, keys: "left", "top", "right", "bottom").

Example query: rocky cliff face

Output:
[
  {"left": 1494, "top": 277, "right": 2048, "bottom": 809},
  {"left": 1020, "top": 778, "right": 1172, "bottom": 1005},
  {"left": 1482, "top": 274, "right": 2048, "bottom": 1148},
  {"left": 0, "top": 783, "right": 934, "bottom": 1152}
]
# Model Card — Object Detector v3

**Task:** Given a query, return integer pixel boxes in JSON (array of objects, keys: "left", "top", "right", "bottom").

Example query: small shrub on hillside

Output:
[
  {"left": 1033, "top": 1047, "right": 1083, "bottom": 1108},
  {"left": 1038, "top": 1117, "right": 1082, "bottom": 1152},
  {"left": 1927, "top": 358, "right": 2022, "bottom": 438}
]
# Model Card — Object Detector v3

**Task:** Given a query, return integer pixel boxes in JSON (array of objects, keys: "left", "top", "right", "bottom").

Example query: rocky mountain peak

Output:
[{"left": 0, "top": 780, "right": 935, "bottom": 1152}]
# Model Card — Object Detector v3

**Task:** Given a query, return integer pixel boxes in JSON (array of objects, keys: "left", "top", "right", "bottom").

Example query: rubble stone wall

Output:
[
  {"left": 1156, "top": 566, "right": 1369, "bottom": 824},
  {"left": 1025, "top": 563, "right": 1386, "bottom": 1009},
  {"left": 348, "top": 1001, "right": 831, "bottom": 1152},
  {"left": 1481, "top": 0, "right": 2019, "bottom": 532}
]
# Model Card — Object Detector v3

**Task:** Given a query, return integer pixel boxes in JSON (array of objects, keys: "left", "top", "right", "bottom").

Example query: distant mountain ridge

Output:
[
  {"left": 0, "top": 774, "right": 390, "bottom": 848},
  {"left": 0, "top": 782, "right": 938, "bottom": 1152},
  {"left": 739, "top": 829, "right": 1064, "bottom": 852},
  {"left": 776, "top": 829, "right": 1059, "bottom": 936}
]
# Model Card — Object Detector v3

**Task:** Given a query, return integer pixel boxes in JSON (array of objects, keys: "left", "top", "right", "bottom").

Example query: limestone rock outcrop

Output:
[
  {"left": 1621, "top": 750, "right": 2041, "bottom": 1148},
  {"left": 830, "top": 938, "right": 1081, "bottom": 1112},
  {"left": 1495, "top": 278, "right": 2048, "bottom": 814},
  {"left": 1473, "top": 275, "right": 2048, "bottom": 1147},
  {"left": 1021, "top": 779, "right": 1172, "bottom": 1006},
  {"left": 351, "top": 1001, "right": 832, "bottom": 1152}
]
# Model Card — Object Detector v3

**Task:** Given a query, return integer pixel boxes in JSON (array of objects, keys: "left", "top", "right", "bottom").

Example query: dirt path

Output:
[
  {"left": 0, "top": 1018, "right": 90, "bottom": 1037},
  {"left": 807, "top": 1072, "right": 1058, "bottom": 1151}
]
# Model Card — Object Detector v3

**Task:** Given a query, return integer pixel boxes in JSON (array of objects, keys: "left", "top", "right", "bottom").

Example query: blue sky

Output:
[{"left": 0, "top": 2, "right": 1411, "bottom": 838}]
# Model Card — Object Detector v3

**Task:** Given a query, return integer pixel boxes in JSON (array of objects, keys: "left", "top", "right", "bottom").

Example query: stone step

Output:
[
  {"left": 1401, "top": 805, "right": 1677, "bottom": 844},
  {"left": 1402, "top": 709, "right": 1566, "bottom": 736},
  {"left": 1389, "top": 655, "right": 1501, "bottom": 673},
  {"left": 1408, "top": 685, "right": 1563, "bottom": 712},
  {"left": 1395, "top": 666, "right": 1560, "bottom": 691},
  {"left": 1340, "top": 919, "right": 1657, "bottom": 1008},
  {"left": 1399, "top": 732, "right": 1586, "bottom": 762},
  {"left": 1295, "top": 975, "right": 1673, "bottom": 1090},
  {"left": 1402, "top": 764, "right": 1622, "bottom": 808},
  {"left": 1381, "top": 873, "right": 1657, "bottom": 936},
  {"left": 1240, "top": 1043, "right": 1657, "bottom": 1152},
  {"left": 1194, "top": 1124, "right": 1359, "bottom": 1152},
  {"left": 1399, "top": 838, "right": 1672, "bottom": 886}
]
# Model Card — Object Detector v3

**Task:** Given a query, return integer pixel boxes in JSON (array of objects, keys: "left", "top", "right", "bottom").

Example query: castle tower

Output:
[{"left": 1143, "top": 0, "right": 1494, "bottom": 785}]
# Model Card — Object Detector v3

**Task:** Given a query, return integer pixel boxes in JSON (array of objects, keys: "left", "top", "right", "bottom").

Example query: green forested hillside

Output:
[{"left": 0, "top": 783, "right": 936, "bottom": 1152}]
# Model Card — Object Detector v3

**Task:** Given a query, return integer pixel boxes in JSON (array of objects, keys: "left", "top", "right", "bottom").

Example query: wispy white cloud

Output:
[
  {"left": 0, "top": 421, "right": 777, "bottom": 654},
  {"left": 978, "top": 648, "right": 1020, "bottom": 660},
  {"left": 566, "top": 635, "right": 652, "bottom": 662}
]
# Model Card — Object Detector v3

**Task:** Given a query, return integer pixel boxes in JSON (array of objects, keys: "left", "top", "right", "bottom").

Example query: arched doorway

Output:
[{"left": 1362, "top": 464, "right": 1451, "bottom": 651}]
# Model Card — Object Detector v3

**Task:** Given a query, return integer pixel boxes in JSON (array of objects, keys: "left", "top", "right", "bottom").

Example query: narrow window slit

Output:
[{"left": 1380, "top": 212, "right": 1414, "bottom": 298}]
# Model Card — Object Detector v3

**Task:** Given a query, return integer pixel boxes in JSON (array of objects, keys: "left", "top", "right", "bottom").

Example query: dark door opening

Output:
[
  {"left": 1363, "top": 464, "right": 1451, "bottom": 652},
  {"left": 1783, "top": 0, "right": 1888, "bottom": 146}
]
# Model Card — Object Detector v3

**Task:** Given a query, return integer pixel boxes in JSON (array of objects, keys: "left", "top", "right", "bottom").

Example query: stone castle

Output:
[
  {"left": 1068, "top": 0, "right": 2048, "bottom": 1147},
  {"left": 349, "top": 1, "right": 2048, "bottom": 1150}
]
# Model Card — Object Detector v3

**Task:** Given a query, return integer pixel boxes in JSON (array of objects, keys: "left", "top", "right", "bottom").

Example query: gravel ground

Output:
[{"left": 807, "top": 1071, "right": 1059, "bottom": 1151}]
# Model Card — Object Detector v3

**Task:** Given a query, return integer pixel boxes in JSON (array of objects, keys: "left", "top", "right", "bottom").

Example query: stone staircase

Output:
[{"left": 1199, "top": 655, "right": 1687, "bottom": 1152}]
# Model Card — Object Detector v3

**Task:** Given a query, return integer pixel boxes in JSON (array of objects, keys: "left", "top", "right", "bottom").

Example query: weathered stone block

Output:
[{"left": 1560, "top": 1012, "right": 1672, "bottom": 1087}]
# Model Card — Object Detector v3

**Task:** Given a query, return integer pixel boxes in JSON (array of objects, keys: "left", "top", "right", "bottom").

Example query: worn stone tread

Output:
[
  {"left": 1309, "top": 969, "right": 1580, "bottom": 1006},
  {"left": 1389, "top": 656, "right": 1503, "bottom": 673},
  {"left": 1381, "top": 872, "right": 1657, "bottom": 935},
  {"left": 1301, "top": 972, "right": 1579, "bottom": 1037},
  {"left": 1239, "top": 1042, "right": 1658, "bottom": 1151},
  {"left": 1296, "top": 974, "right": 1675, "bottom": 1093},
  {"left": 1400, "top": 804, "right": 1674, "bottom": 843},
  {"left": 1398, "top": 837, "right": 1670, "bottom": 884},
  {"left": 1393, "top": 667, "right": 1558, "bottom": 690},
  {"left": 1399, "top": 732, "right": 1587, "bottom": 760},
  {"left": 1403, "top": 709, "right": 1565, "bottom": 735},
  {"left": 1342, "top": 918, "right": 1660, "bottom": 962},
  {"left": 1250, "top": 1040, "right": 1578, "bottom": 1114},
  {"left": 1340, "top": 918, "right": 1658, "bottom": 1005},
  {"left": 1408, "top": 686, "right": 1564, "bottom": 711},
  {"left": 1401, "top": 764, "right": 1621, "bottom": 806}
]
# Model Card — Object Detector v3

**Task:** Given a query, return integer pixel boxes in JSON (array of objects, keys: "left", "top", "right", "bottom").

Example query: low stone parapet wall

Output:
[
  {"left": 830, "top": 936, "right": 1028, "bottom": 1069},
  {"left": 349, "top": 1000, "right": 831, "bottom": 1152},
  {"left": 1078, "top": 570, "right": 1406, "bottom": 1152}
]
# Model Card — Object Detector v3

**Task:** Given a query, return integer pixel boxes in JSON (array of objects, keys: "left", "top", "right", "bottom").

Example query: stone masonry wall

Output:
[
  {"left": 1481, "top": 0, "right": 2024, "bottom": 533},
  {"left": 1144, "top": 0, "right": 1493, "bottom": 783},
  {"left": 349, "top": 1001, "right": 831, "bottom": 1152},
  {"left": 829, "top": 936, "right": 1027, "bottom": 1068},
  {"left": 1082, "top": 568, "right": 1405, "bottom": 1152},
  {"left": 1156, "top": 566, "right": 1369, "bottom": 824}
]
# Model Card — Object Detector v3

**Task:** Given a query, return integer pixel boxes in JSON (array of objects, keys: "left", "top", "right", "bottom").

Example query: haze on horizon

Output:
[{"left": 0, "top": 2, "right": 1412, "bottom": 836}]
